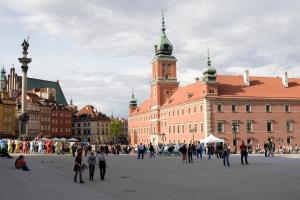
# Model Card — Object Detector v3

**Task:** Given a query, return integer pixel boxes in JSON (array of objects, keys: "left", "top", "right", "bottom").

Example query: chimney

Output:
[
  {"left": 282, "top": 72, "right": 288, "bottom": 87},
  {"left": 243, "top": 69, "right": 250, "bottom": 86}
]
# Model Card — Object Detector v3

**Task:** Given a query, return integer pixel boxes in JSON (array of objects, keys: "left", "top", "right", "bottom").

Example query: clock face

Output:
[{"left": 163, "top": 64, "right": 170, "bottom": 79}]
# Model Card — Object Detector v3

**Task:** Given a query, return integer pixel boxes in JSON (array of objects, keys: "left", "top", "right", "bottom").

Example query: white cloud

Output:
[{"left": 1, "top": 0, "right": 300, "bottom": 117}]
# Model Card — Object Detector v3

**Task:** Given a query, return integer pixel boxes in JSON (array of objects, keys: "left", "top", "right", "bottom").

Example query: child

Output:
[{"left": 87, "top": 152, "right": 96, "bottom": 181}]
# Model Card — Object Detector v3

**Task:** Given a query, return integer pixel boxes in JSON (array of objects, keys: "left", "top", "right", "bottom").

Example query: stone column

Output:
[{"left": 18, "top": 38, "right": 32, "bottom": 137}]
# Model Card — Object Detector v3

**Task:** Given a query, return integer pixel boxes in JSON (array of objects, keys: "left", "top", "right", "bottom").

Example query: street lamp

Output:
[
  {"left": 190, "top": 128, "right": 196, "bottom": 143},
  {"left": 232, "top": 123, "right": 239, "bottom": 154},
  {"left": 161, "top": 133, "right": 165, "bottom": 144}
]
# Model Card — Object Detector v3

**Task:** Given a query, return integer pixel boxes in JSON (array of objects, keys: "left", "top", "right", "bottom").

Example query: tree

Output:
[{"left": 109, "top": 119, "right": 123, "bottom": 143}]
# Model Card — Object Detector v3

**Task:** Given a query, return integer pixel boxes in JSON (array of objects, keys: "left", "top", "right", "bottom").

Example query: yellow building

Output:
[{"left": 0, "top": 68, "right": 16, "bottom": 137}]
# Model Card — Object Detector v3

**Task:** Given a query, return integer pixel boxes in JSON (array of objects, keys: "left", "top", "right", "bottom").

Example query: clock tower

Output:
[
  {"left": 150, "top": 12, "right": 179, "bottom": 142},
  {"left": 151, "top": 12, "right": 179, "bottom": 108}
]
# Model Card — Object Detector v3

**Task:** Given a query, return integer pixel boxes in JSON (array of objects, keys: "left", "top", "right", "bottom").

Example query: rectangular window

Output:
[
  {"left": 194, "top": 124, "right": 197, "bottom": 132},
  {"left": 266, "top": 104, "right": 271, "bottom": 112},
  {"left": 285, "top": 104, "right": 290, "bottom": 112},
  {"left": 189, "top": 124, "right": 192, "bottom": 132},
  {"left": 188, "top": 108, "right": 191, "bottom": 114},
  {"left": 177, "top": 125, "right": 180, "bottom": 133},
  {"left": 182, "top": 109, "right": 184, "bottom": 115},
  {"left": 173, "top": 126, "right": 175, "bottom": 133},
  {"left": 267, "top": 121, "right": 273, "bottom": 132},
  {"left": 287, "top": 137, "right": 292, "bottom": 144},
  {"left": 182, "top": 125, "right": 185, "bottom": 133},
  {"left": 194, "top": 106, "right": 196, "bottom": 113},
  {"left": 245, "top": 104, "right": 251, "bottom": 112},
  {"left": 247, "top": 139, "right": 252, "bottom": 144},
  {"left": 246, "top": 121, "right": 253, "bottom": 133},
  {"left": 286, "top": 121, "right": 292, "bottom": 132},
  {"left": 217, "top": 122, "right": 224, "bottom": 133},
  {"left": 200, "top": 105, "right": 203, "bottom": 112},
  {"left": 177, "top": 110, "right": 179, "bottom": 115},
  {"left": 200, "top": 123, "right": 204, "bottom": 132},
  {"left": 217, "top": 104, "right": 223, "bottom": 112},
  {"left": 232, "top": 104, "right": 237, "bottom": 112},
  {"left": 232, "top": 121, "right": 239, "bottom": 132}
]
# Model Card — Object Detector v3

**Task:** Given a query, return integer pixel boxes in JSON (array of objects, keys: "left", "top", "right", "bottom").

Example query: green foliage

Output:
[{"left": 109, "top": 119, "right": 123, "bottom": 137}]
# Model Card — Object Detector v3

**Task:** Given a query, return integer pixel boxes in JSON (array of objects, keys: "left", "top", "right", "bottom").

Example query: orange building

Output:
[{"left": 128, "top": 15, "right": 300, "bottom": 149}]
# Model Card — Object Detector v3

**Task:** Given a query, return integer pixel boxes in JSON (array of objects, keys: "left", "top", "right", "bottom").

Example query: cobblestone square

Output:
[{"left": 1, "top": 154, "right": 300, "bottom": 200}]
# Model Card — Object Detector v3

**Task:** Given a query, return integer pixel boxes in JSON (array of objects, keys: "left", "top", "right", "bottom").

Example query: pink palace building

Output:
[{"left": 128, "top": 15, "right": 300, "bottom": 149}]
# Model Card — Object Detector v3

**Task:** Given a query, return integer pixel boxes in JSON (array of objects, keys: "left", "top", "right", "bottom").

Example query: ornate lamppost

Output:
[
  {"left": 190, "top": 128, "right": 196, "bottom": 143},
  {"left": 232, "top": 123, "right": 239, "bottom": 154}
]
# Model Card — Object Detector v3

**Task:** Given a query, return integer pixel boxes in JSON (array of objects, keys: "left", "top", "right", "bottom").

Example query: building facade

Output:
[
  {"left": 128, "top": 15, "right": 300, "bottom": 148},
  {"left": 0, "top": 68, "right": 16, "bottom": 138},
  {"left": 72, "top": 105, "right": 111, "bottom": 143},
  {"left": 50, "top": 104, "right": 72, "bottom": 138}
]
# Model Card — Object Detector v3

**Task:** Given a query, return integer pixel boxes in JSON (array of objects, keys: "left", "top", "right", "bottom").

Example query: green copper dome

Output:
[
  {"left": 203, "top": 50, "right": 217, "bottom": 82},
  {"left": 155, "top": 11, "right": 173, "bottom": 56}
]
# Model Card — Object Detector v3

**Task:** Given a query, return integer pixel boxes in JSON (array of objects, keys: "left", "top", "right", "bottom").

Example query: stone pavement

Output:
[{"left": 1, "top": 154, "right": 300, "bottom": 200}]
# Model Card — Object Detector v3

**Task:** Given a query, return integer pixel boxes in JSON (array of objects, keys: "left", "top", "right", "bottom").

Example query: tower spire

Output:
[
  {"left": 155, "top": 10, "right": 173, "bottom": 56},
  {"left": 207, "top": 49, "right": 211, "bottom": 67},
  {"left": 161, "top": 9, "right": 165, "bottom": 33}
]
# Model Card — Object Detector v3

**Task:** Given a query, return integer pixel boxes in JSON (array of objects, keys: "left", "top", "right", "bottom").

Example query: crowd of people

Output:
[{"left": 1, "top": 137, "right": 300, "bottom": 183}]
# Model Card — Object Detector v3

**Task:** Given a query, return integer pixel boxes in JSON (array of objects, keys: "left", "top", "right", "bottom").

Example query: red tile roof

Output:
[
  {"left": 131, "top": 75, "right": 300, "bottom": 114},
  {"left": 217, "top": 75, "right": 300, "bottom": 99},
  {"left": 162, "top": 81, "right": 204, "bottom": 107},
  {"left": 130, "top": 99, "right": 151, "bottom": 115}
]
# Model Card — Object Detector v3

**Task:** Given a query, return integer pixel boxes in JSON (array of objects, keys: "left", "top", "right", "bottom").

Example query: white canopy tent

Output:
[{"left": 200, "top": 134, "right": 224, "bottom": 143}]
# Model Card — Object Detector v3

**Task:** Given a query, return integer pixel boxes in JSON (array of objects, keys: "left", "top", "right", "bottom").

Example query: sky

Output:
[{"left": 1, "top": 0, "right": 300, "bottom": 117}]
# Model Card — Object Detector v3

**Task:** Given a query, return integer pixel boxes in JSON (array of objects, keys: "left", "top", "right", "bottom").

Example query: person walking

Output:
[
  {"left": 188, "top": 144, "right": 193, "bottom": 163},
  {"left": 87, "top": 152, "right": 96, "bottom": 181},
  {"left": 222, "top": 144, "right": 230, "bottom": 167},
  {"left": 98, "top": 148, "right": 107, "bottom": 181},
  {"left": 240, "top": 141, "right": 249, "bottom": 165},
  {"left": 181, "top": 144, "right": 187, "bottom": 163},
  {"left": 137, "top": 143, "right": 145, "bottom": 159},
  {"left": 74, "top": 150, "right": 84, "bottom": 183},
  {"left": 196, "top": 141, "right": 201, "bottom": 159},
  {"left": 264, "top": 141, "right": 268, "bottom": 157},
  {"left": 207, "top": 144, "right": 212, "bottom": 159},
  {"left": 149, "top": 143, "right": 155, "bottom": 158}
]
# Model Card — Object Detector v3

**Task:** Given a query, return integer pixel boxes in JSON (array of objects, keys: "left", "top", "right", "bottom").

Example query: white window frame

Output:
[
  {"left": 286, "top": 120, "right": 292, "bottom": 132},
  {"left": 245, "top": 104, "right": 252, "bottom": 112},
  {"left": 266, "top": 104, "right": 272, "bottom": 113},
  {"left": 217, "top": 122, "right": 225, "bottom": 133},
  {"left": 267, "top": 121, "right": 273, "bottom": 132},
  {"left": 217, "top": 104, "right": 223, "bottom": 112},
  {"left": 246, "top": 120, "right": 253, "bottom": 133}
]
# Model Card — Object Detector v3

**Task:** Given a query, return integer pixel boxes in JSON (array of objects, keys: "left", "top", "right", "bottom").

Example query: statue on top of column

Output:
[{"left": 21, "top": 36, "right": 30, "bottom": 54}]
